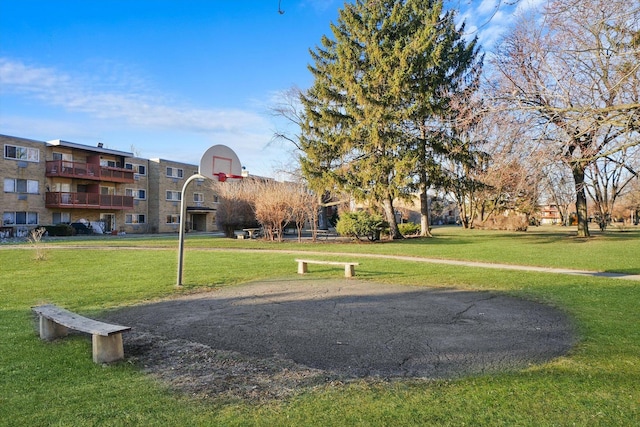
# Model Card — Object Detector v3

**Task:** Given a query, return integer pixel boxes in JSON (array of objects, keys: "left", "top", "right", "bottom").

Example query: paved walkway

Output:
[
  {"left": 340, "top": 252, "right": 640, "bottom": 281},
  {"left": 196, "top": 248, "right": 640, "bottom": 281},
  {"left": 4, "top": 243, "right": 639, "bottom": 280}
]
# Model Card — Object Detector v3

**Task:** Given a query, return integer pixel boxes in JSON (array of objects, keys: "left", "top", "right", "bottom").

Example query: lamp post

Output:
[{"left": 176, "top": 173, "right": 206, "bottom": 287}]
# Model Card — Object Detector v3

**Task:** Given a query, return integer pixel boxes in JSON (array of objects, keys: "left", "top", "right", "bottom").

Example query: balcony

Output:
[
  {"left": 45, "top": 192, "right": 134, "bottom": 210},
  {"left": 46, "top": 160, "right": 135, "bottom": 183}
]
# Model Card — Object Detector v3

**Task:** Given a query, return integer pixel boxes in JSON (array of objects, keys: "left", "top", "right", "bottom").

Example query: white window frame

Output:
[
  {"left": 166, "top": 214, "right": 180, "bottom": 224},
  {"left": 166, "top": 191, "right": 181, "bottom": 201},
  {"left": 193, "top": 192, "right": 204, "bottom": 203},
  {"left": 3, "top": 211, "right": 38, "bottom": 225},
  {"left": 4, "top": 144, "right": 39, "bottom": 162},
  {"left": 101, "top": 186, "right": 115, "bottom": 195},
  {"left": 4, "top": 178, "right": 39, "bottom": 194},
  {"left": 126, "top": 188, "right": 146, "bottom": 200},
  {"left": 166, "top": 167, "right": 184, "bottom": 178},
  {"left": 125, "top": 214, "right": 146, "bottom": 224},
  {"left": 125, "top": 163, "right": 147, "bottom": 176},
  {"left": 52, "top": 212, "right": 71, "bottom": 224}
]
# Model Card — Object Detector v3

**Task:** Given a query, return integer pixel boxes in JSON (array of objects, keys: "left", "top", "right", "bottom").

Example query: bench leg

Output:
[
  {"left": 298, "top": 261, "right": 308, "bottom": 274},
  {"left": 345, "top": 265, "right": 355, "bottom": 278},
  {"left": 39, "top": 316, "right": 69, "bottom": 340},
  {"left": 92, "top": 333, "right": 124, "bottom": 363}
]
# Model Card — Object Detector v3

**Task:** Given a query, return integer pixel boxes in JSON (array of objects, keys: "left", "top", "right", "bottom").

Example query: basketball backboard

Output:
[{"left": 199, "top": 145, "right": 243, "bottom": 182}]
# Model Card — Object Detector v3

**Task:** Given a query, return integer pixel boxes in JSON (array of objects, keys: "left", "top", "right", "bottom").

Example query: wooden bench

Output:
[
  {"left": 32, "top": 304, "right": 131, "bottom": 364},
  {"left": 295, "top": 259, "right": 359, "bottom": 278}
]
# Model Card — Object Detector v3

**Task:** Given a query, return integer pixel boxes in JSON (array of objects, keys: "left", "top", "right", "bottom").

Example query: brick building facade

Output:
[{"left": 1, "top": 134, "right": 220, "bottom": 237}]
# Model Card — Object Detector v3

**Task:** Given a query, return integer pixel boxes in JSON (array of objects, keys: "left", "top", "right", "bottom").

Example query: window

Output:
[
  {"left": 4, "top": 144, "right": 39, "bottom": 162},
  {"left": 166, "top": 214, "right": 180, "bottom": 224},
  {"left": 126, "top": 188, "right": 146, "bottom": 200},
  {"left": 193, "top": 192, "right": 204, "bottom": 202},
  {"left": 213, "top": 195, "right": 219, "bottom": 203},
  {"left": 3, "top": 212, "right": 13, "bottom": 225},
  {"left": 166, "top": 191, "right": 181, "bottom": 201},
  {"left": 101, "top": 186, "right": 115, "bottom": 195},
  {"left": 3, "top": 211, "right": 38, "bottom": 225},
  {"left": 125, "top": 163, "right": 146, "bottom": 175},
  {"left": 53, "top": 152, "right": 72, "bottom": 162},
  {"left": 4, "top": 179, "right": 39, "bottom": 194},
  {"left": 52, "top": 212, "right": 71, "bottom": 224},
  {"left": 125, "top": 214, "right": 146, "bottom": 224},
  {"left": 166, "top": 167, "right": 183, "bottom": 178}
]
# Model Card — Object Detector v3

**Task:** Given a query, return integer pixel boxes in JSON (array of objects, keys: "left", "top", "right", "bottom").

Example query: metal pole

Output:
[{"left": 177, "top": 173, "right": 206, "bottom": 287}]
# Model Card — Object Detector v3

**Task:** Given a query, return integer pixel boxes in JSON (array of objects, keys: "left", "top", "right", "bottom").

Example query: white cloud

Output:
[
  {"left": 515, "top": 0, "right": 547, "bottom": 15},
  {"left": 0, "top": 57, "right": 270, "bottom": 135},
  {"left": 0, "top": 57, "right": 283, "bottom": 175},
  {"left": 477, "top": 0, "right": 500, "bottom": 16},
  {"left": 454, "top": 0, "right": 523, "bottom": 51}
]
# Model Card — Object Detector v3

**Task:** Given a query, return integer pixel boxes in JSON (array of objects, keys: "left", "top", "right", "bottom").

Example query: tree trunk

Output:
[
  {"left": 382, "top": 196, "right": 402, "bottom": 239},
  {"left": 457, "top": 197, "right": 470, "bottom": 228},
  {"left": 419, "top": 185, "right": 433, "bottom": 237},
  {"left": 572, "top": 163, "right": 590, "bottom": 237}
]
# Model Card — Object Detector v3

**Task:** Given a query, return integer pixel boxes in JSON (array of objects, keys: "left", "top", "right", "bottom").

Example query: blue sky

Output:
[{"left": 0, "top": 0, "right": 542, "bottom": 177}]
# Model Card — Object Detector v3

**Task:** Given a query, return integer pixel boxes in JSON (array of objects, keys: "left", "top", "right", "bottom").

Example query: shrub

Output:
[
  {"left": 335, "top": 211, "right": 384, "bottom": 241},
  {"left": 475, "top": 214, "right": 528, "bottom": 231},
  {"left": 44, "top": 224, "right": 74, "bottom": 236},
  {"left": 398, "top": 222, "right": 420, "bottom": 236}
]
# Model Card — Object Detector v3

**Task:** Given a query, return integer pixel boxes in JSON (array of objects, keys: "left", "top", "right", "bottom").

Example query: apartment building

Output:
[
  {"left": 1, "top": 134, "right": 219, "bottom": 237},
  {"left": 147, "top": 157, "right": 218, "bottom": 233}
]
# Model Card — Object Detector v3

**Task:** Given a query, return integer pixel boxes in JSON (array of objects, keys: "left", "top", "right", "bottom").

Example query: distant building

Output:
[
  {"left": 539, "top": 204, "right": 562, "bottom": 225},
  {"left": 1, "top": 134, "right": 221, "bottom": 237}
]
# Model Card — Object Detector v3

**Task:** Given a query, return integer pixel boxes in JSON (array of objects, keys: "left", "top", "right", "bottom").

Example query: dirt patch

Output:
[
  {"left": 101, "top": 278, "right": 575, "bottom": 401},
  {"left": 121, "top": 331, "right": 334, "bottom": 401}
]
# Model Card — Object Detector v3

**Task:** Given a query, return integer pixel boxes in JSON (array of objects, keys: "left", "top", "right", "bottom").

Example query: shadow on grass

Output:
[{"left": 603, "top": 268, "right": 640, "bottom": 276}]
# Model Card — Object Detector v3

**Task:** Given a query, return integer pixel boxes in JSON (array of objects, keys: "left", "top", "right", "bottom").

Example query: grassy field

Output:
[{"left": 1, "top": 226, "right": 638, "bottom": 426}]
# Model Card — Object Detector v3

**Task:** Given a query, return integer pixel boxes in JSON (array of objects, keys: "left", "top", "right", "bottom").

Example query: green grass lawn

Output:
[
  {"left": 43, "top": 224, "right": 640, "bottom": 274},
  {"left": 1, "top": 226, "right": 639, "bottom": 426}
]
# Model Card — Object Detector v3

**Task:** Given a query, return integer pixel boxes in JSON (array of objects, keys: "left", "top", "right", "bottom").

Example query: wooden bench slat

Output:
[
  {"left": 33, "top": 304, "right": 131, "bottom": 363},
  {"left": 295, "top": 259, "right": 359, "bottom": 266},
  {"left": 33, "top": 304, "right": 130, "bottom": 336}
]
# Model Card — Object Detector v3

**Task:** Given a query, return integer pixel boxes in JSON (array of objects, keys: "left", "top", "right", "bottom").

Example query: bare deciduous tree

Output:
[
  {"left": 287, "top": 183, "right": 319, "bottom": 242},
  {"left": 585, "top": 145, "right": 640, "bottom": 230},
  {"left": 616, "top": 176, "right": 640, "bottom": 224},
  {"left": 491, "top": 0, "right": 640, "bottom": 237},
  {"left": 541, "top": 162, "right": 575, "bottom": 226},
  {"left": 211, "top": 180, "right": 257, "bottom": 238}
]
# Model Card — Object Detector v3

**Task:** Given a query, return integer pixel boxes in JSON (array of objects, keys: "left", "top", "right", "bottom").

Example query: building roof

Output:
[{"left": 46, "top": 139, "right": 133, "bottom": 157}]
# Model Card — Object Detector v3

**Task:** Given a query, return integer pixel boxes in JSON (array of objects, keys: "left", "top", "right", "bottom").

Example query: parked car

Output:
[{"left": 70, "top": 222, "right": 93, "bottom": 235}]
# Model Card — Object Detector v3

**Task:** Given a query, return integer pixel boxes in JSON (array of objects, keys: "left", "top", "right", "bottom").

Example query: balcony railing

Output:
[
  {"left": 46, "top": 161, "right": 135, "bottom": 183},
  {"left": 45, "top": 192, "right": 134, "bottom": 210}
]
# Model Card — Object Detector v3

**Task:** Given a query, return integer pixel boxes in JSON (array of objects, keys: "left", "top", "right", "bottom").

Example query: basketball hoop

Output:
[
  {"left": 177, "top": 144, "right": 243, "bottom": 287},
  {"left": 214, "top": 172, "right": 244, "bottom": 182},
  {"left": 199, "top": 145, "right": 243, "bottom": 182}
]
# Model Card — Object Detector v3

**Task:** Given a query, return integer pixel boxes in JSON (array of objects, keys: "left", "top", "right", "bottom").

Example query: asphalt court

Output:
[{"left": 102, "top": 278, "right": 575, "bottom": 379}]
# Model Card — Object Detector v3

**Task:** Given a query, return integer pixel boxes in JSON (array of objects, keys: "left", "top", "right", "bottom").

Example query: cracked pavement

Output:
[{"left": 102, "top": 278, "right": 575, "bottom": 380}]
